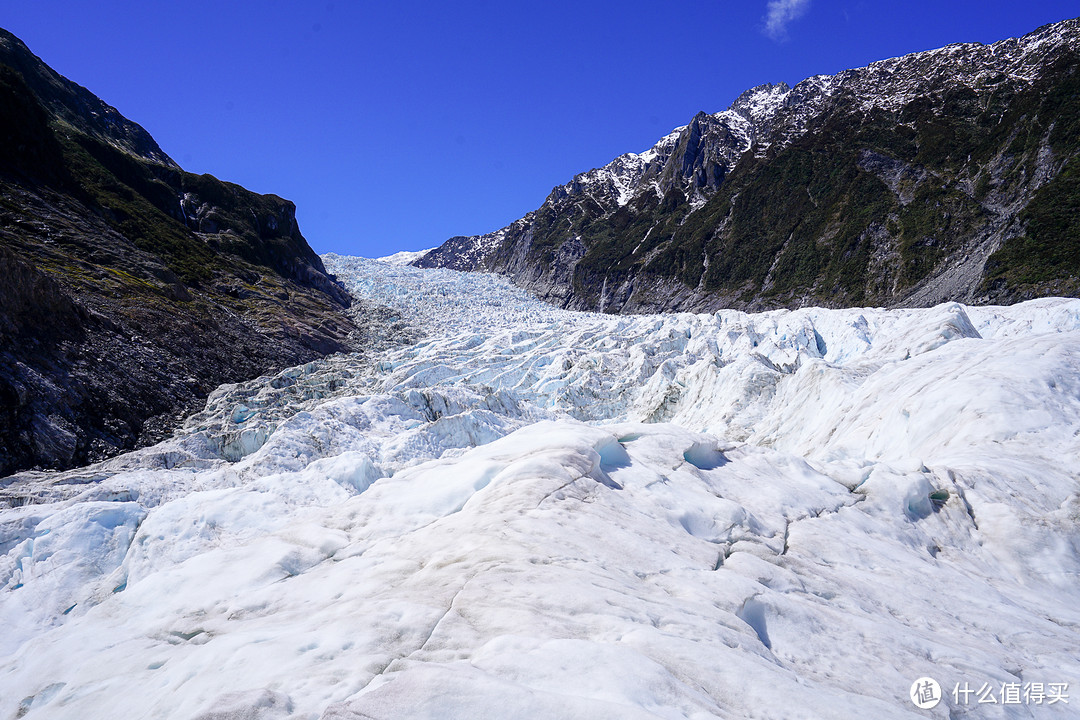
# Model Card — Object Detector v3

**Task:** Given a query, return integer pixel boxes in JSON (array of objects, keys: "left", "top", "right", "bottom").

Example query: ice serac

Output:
[
  {"left": 417, "top": 17, "right": 1080, "bottom": 313},
  {"left": 1, "top": 256, "right": 1078, "bottom": 719}
]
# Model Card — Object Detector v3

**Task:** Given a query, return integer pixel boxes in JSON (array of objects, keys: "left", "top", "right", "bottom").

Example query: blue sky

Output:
[{"left": 4, "top": 1, "right": 1078, "bottom": 257}]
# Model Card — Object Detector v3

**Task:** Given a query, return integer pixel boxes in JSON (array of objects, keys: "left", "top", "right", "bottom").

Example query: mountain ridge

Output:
[
  {"left": 0, "top": 28, "right": 174, "bottom": 167},
  {"left": 0, "top": 28, "right": 374, "bottom": 476},
  {"left": 416, "top": 17, "right": 1080, "bottom": 313}
]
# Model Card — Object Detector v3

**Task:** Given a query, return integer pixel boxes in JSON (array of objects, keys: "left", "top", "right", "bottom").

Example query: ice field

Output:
[{"left": 1, "top": 254, "right": 1078, "bottom": 718}]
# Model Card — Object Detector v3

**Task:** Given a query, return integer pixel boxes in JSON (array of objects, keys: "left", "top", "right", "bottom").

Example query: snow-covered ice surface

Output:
[
  {"left": 324, "top": 253, "right": 581, "bottom": 334},
  {"left": 373, "top": 248, "right": 434, "bottom": 266},
  {"left": 2, "top": 256, "right": 1079, "bottom": 719}
]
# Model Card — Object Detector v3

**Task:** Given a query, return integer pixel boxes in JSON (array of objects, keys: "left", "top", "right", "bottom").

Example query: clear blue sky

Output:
[{"left": 4, "top": 1, "right": 1078, "bottom": 257}]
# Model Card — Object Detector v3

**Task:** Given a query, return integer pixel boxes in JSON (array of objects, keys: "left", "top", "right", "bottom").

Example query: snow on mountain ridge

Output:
[
  {"left": 728, "top": 82, "right": 791, "bottom": 119},
  {"left": 560, "top": 127, "right": 683, "bottom": 208},
  {"left": 558, "top": 81, "right": 792, "bottom": 210},
  {"left": 449, "top": 16, "right": 1080, "bottom": 249},
  {"left": 759, "top": 16, "right": 1080, "bottom": 140}
]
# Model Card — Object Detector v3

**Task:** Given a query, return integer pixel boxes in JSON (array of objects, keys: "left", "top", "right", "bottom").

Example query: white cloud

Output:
[{"left": 763, "top": 0, "right": 810, "bottom": 41}]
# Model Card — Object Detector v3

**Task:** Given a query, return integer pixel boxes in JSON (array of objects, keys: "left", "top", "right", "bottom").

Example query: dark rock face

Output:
[
  {"left": 418, "top": 18, "right": 1080, "bottom": 313},
  {"left": 0, "top": 28, "right": 172, "bottom": 166},
  {"left": 0, "top": 29, "right": 361, "bottom": 476}
]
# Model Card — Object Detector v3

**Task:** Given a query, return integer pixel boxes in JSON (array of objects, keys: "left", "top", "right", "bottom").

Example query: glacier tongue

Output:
[{"left": 1, "top": 256, "right": 1079, "bottom": 719}]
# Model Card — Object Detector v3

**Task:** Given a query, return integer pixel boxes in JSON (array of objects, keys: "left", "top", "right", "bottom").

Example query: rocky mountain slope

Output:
[
  {"left": 0, "top": 29, "right": 369, "bottom": 476},
  {"left": 417, "top": 17, "right": 1080, "bottom": 313}
]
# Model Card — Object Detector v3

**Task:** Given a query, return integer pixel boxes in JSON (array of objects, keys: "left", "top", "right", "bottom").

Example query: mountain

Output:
[
  {"left": 417, "top": 17, "right": 1080, "bottom": 313},
  {"left": 0, "top": 28, "right": 368, "bottom": 476},
  {"left": 2, "top": 255, "right": 1078, "bottom": 718}
]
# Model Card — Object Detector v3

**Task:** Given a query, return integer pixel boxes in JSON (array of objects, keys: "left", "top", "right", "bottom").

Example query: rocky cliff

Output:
[
  {"left": 0, "top": 29, "right": 364, "bottom": 475},
  {"left": 417, "top": 18, "right": 1080, "bottom": 313}
]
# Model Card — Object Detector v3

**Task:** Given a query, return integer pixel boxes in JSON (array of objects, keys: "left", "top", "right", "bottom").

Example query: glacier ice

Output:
[{"left": 1, "top": 256, "right": 1078, "bottom": 719}]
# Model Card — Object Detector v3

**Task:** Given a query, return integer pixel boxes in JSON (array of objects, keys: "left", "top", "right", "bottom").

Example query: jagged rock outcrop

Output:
[
  {"left": 0, "top": 29, "right": 367, "bottom": 476},
  {"left": 418, "top": 18, "right": 1080, "bottom": 313}
]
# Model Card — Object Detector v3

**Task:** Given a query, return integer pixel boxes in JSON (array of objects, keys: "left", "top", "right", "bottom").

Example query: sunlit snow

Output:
[{"left": 2, "top": 256, "right": 1078, "bottom": 719}]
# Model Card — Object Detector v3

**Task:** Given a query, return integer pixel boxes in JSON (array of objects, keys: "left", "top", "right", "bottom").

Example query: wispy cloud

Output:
[{"left": 763, "top": 0, "right": 810, "bottom": 41}]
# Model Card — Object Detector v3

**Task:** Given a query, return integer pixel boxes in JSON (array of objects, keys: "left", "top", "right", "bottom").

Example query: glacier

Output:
[{"left": 1, "top": 255, "right": 1078, "bottom": 719}]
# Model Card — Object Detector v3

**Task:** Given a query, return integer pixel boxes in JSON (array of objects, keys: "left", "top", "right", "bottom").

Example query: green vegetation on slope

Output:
[
  {"left": 982, "top": 53, "right": 1080, "bottom": 296},
  {"left": 516, "top": 46, "right": 1080, "bottom": 311},
  {"left": 59, "top": 135, "right": 216, "bottom": 284}
]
